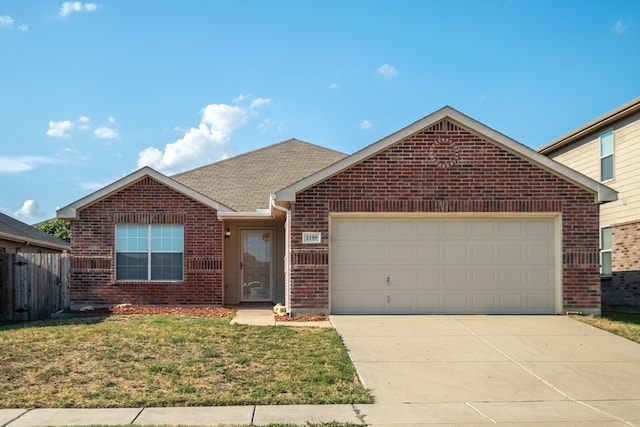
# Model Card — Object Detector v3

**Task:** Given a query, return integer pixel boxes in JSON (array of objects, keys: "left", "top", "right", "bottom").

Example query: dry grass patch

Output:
[
  {"left": 0, "top": 314, "right": 372, "bottom": 408},
  {"left": 573, "top": 311, "right": 640, "bottom": 343}
]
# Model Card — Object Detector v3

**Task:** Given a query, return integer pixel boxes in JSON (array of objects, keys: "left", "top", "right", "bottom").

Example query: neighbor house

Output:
[
  {"left": 539, "top": 96, "right": 640, "bottom": 309},
  {"left": 58, "top": 107, "right": 616, "bottom": 315},
  {"left": 0, "top": 212, "right": 69, "bottom": 254}
]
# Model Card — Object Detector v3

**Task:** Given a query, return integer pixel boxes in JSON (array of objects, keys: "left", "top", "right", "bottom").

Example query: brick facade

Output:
[
  {"left": 69, "top": 176, "right": 223, "bottom": 307},
  {"left": 289, "top": 119, "right": 601, "bottom": 313},
  {"left": 603, "top": 221, "right": 640, "bottom": 308}
]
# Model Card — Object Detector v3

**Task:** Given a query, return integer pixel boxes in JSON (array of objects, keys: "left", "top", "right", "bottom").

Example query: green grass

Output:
[
  {"left": 573, "top": 311, "right": 640, "bottom": 343},
  {"left": 0, "top": 314, "right": 373, "bottom": 408}
]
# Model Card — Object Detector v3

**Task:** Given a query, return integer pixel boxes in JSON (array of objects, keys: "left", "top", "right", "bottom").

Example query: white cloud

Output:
[
  {"left": 0, "top": 156, "right": 58, "bottom": 173},
  {"left": 108, "top": 116, "right": 116, "bottom": 124},
  {"left": 59, "top": 2, "right": 98, "bottom": 18},
  {"left": 250, "top": 98, "right": 271, "bottom": 109},
  {"left": 15, "top": 200, "right": 43, "bottom": 219},
  {"left": 377, "top": 64, "right": 399, "bottom": 78},
  {"left": 0, "top": 15, "right": 28, "bottom": 32},
  {"left": 137, "top": 101, "right": 255, "bottom": 174},
  {"left": 612, "top": 20, "right": 627, "bottom": 34},
  {"left": 0, "top": 15, "right": 14, "bottom": 27},
  {"left": 77, "top": 115, "right": 91, "bottom": 130},
  {"left": 330, "top": 83, "right": 341, "bottom": 90},
  {"left": 47, "top": 120, "right": 75, "bottom": 138},
  {"left": 93, "top": 126, "right": 119, "bottom": 139},
  {"left": 360, "top": 120, "right": 373, "bottom": 130}
]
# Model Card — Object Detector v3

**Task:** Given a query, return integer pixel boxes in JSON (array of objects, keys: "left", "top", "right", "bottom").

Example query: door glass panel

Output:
[{"left": 242, "top": 231, "right": 272, "bottom": 301}]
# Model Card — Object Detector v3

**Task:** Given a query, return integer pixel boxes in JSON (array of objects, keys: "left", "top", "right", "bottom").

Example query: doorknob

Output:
[{"left": 240, "top": 262, "right": 244, "bottom": 269}]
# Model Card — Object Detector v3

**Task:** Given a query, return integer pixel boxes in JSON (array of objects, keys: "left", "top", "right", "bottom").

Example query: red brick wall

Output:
[
  {"left": 290, "top": 119, "right": 601, "bottom": 313},
  {"left": 69, "top": 176, "right": 223, "bottom": 306},
  {"left": 604, "top": 221, "right": 640, "bottom": 308}
]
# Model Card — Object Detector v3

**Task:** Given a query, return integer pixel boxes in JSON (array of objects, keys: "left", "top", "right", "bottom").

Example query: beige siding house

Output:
[{"left": 539, "top": 96, "right": 640, "bottom": 308}]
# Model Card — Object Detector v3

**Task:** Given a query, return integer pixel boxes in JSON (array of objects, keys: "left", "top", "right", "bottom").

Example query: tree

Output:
[{"left": 36, "top": 218, "right": 71, "bottom": 242}]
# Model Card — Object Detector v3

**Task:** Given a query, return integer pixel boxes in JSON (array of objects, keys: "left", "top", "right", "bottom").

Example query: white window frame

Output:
[
  {"left": 599, "top": 130, "right": 614, "bottom": 182},
  {"left": 600, "top": 226, "right": 612, "bottom": 277},
  {"left": 115, "top": 224, "right": 184, "bottom": 282}
]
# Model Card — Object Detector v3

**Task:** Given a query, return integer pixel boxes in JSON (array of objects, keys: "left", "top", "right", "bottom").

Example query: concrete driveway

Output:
[{"left": 331, "top": 315, "right": 640, "bottom": 426}]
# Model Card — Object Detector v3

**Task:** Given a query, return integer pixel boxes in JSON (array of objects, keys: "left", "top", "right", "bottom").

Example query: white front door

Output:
[{"left": 241, "top": 230, "right": 273, "bottom": 302}]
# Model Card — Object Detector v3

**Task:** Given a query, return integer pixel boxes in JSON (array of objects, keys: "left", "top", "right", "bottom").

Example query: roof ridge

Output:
[{"left": 171, "top": 138, "right": 346, "bottom": 178}]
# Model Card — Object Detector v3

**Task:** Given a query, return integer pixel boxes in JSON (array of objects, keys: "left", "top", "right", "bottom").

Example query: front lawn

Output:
[
  {"left": 0, "top": 314, "right": 373, "bottom": 408},
  {"left": 573, "top": 311, "right": 640, "bottom": 343}
]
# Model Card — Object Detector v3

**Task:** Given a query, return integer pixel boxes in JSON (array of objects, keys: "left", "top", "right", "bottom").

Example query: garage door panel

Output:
[
  {"left": 333, "top": 292, "right": 387, "bottom": 314},
  {"left": 499, "top": 294, "right": 524, "bottom": 310},
  {"left": 527, "top": 294, "right": 553, "bottom": 310},
  {"left": 418, "top": 245, "right": 441, "bottom": 262},
  {"left": 444, "top": 294, "right": 470, "bottom": 310},
  {"left": 416, "top": 294, "right": 444, "bottom": 310},
  {"left": 526, "top": 269, "right": 554, "bottom": 289},
  {"left": 333, "top": 266, "right": 387, "bottom": 289},
  {"left": 387, "top": 244, "right": 414, "bottom": 263},
  {"left": 331, "top": 216, "right": 558, "bottom": 315},
  {"left": 471, "top": 268, "right": 497, "bottom": 287},
  {"left": 526, "top": 244, "right": 554, "bottom": 263},
  {"left": 472, "top": 294, "right": 498, "bottom": 311},
  {"left": 417, "top": 268, "right": 443, "bottom": 287},
  {"left": 387, "top": 268, "right": 413, "bottom": 287},
  {"left": 444, "top": 268, "right": 471, "bottom": 288},
  {"left": 471, "top": 244, "right": 497, "bottom": 263},
  {"left": 416, "top": 221, "right": 441, "bottom": 237},
  {"left": 444, "top": 243, "right": 469, "bottom": 262}
]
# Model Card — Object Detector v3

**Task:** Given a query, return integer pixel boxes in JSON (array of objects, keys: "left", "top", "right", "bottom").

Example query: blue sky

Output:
[{"left": 1, "top": 1, "right": 639, "bottom": 222}]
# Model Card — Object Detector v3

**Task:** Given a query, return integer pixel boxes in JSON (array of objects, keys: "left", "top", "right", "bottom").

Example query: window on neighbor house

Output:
[
  {"left": 601, "top": 226, "right": 612, "bottom": 276},
  {"left": 115, "top": 224, "right": 184, "bottom": 281},
  {"left": 600, "top": 130, "right": 614, "bottom": 182}
]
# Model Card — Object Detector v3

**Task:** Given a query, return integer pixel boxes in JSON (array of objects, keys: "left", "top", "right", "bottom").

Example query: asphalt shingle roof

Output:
[
  {"left": 172, "top": 139, "right": 347, "bottom": 212},
  {"left": 0, "top": 212, "right": 70, "bottom": 250}
]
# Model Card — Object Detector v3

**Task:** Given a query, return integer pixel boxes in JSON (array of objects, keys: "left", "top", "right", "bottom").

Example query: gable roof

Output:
[
  {"left": 57, "top": 167, "right": 233, "bottom": 219},
  {"left": 0, "top": 212, "right": 70, "bottom": 251},
  {"left": 539, "top": 96, "right": 640, "bottom": 155},
  {"left": 276, "top": 106, "right": 617, "bottom": 203},
  {"left": 172, "top": 138, "right": 347, "bottom": 212}
]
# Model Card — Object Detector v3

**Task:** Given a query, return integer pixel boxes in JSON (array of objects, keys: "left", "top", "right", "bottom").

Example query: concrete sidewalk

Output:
[
  {"left": 0, "top": 405, "right": 363, "bottom": 426},
  {"left": 230, "top": 307, "right": 333, "bottom": 328}
]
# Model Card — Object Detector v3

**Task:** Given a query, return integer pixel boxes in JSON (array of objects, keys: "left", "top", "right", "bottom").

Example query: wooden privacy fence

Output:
[{"left": 0, "top": 253, "right": 70, "bottom": 321}]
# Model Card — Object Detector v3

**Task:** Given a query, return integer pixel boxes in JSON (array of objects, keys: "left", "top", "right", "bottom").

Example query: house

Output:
[
  {"left": 0, "top": 212, "right": 69, "bottom": 253},
  {"left": 539, "top": 96, "right": 640, "bottom": 310},
  {"left": 57, "top": 107, "right": 616, "bottom": 315}
]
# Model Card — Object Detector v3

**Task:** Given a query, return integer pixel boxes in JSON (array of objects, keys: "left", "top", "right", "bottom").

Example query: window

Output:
[
  {"left": 601, "top": 227, "right": 612, "bottom": 276},
  {"left": 116, "top": 224, "right": 184, "bottom": 281},
  {"left": 600, "top": 130, "right": 614, "bottom": 182}
]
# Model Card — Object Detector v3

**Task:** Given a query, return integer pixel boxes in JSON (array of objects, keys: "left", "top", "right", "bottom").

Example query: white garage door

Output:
[{"left": 331, "top": 216, "right": 559, "bottom": 314}]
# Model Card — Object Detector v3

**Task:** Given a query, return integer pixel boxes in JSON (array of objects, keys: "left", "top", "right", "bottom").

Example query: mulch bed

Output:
[
  {"left": 63, "top": 305, "right": 235, "bottom": 318},
  {"left": 275, "top": 314, "right": 329, "bottom": 322},
  {"left": 62, "top": 305, "right": 328, "bottom": 321}
]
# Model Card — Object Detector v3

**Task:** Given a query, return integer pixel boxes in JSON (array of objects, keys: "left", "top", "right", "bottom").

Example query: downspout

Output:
[{"left": 270, "top": 194, "right": 291, "bottom": 314}]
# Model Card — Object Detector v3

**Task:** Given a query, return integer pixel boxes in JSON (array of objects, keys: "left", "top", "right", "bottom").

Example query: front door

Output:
[{"left": 241, "top": 230, "right": 273, "bottom": 302}]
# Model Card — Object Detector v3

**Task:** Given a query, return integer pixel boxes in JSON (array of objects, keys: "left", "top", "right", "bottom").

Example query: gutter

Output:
[
  {"left": 0, "top": 232, "right": 70, "bottom": 252},
  {"left": 270, "top": 194, "right": 292, "bottom": 315}
]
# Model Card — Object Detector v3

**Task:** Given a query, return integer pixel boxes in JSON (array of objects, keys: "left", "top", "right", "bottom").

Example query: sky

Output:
[{"left": 1, "top": 0, "right": 639, "bottom": 223}]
